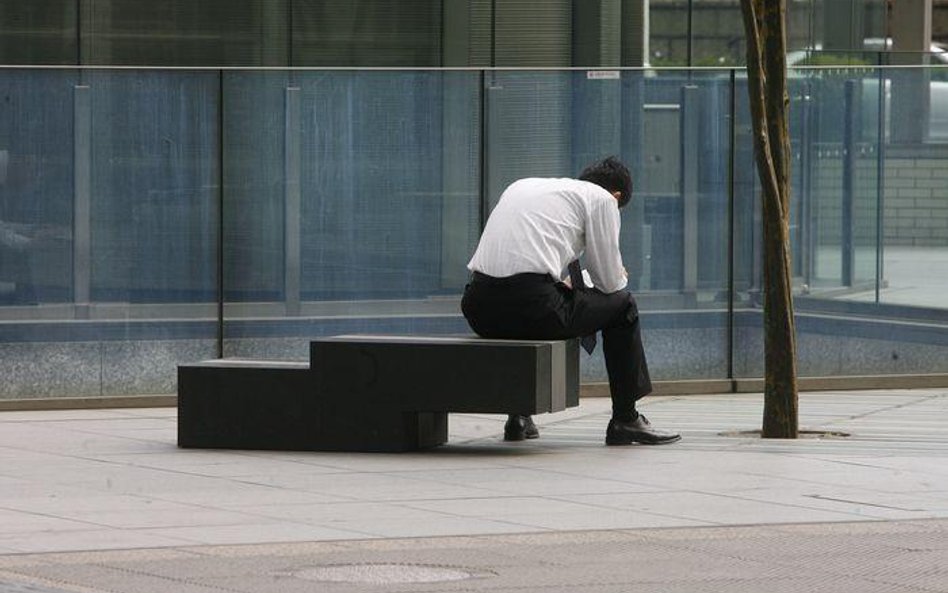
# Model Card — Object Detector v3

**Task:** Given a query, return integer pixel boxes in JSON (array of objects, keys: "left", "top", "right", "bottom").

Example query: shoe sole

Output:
[
  {"left": 605, "top": 434, "right": 682, "bottom": 446},
  {"left": 504, "top": 431, "right": 540, "bottom": 442}
]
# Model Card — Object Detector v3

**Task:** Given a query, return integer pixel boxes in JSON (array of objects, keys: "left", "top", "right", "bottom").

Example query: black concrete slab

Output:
[
  {"left": 177, "top": 360, "right": 315, "bottom": 451},
  {"left": 311, "top": 335, "right": 580, "bottom": 415},
  {"left": 178, "top": 335, "right": 579, "bottom": 452},
  {"left": 177, "top": 359, "right": 447, "bottom": 452}
]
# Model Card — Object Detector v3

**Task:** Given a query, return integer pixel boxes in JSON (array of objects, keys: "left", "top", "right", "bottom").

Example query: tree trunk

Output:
[{"left": 740, "top": 0, "right": 799, "bottom": 438}]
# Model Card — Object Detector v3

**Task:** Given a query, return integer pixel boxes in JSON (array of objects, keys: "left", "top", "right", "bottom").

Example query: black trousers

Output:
[{"left": 461, "top": 272, "right": 652, "bottom": 420}]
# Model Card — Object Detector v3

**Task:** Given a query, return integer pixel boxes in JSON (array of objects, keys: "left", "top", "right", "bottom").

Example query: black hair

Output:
[{"left": 578, "top": 156, "right": 632, "bottom": 208}]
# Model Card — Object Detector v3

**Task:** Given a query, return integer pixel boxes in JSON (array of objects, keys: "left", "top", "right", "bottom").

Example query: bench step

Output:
[
  {"left": 311, "top": 335, "right": 579, "bottom": 414},
  {"left": 177, "top": 360, "right": 447, "bottom": 452}
]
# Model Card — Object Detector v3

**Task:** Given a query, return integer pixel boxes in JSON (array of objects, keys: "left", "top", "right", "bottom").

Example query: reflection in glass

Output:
[
  {"left": 0, "top": 70, "right": 75, "bottom": 305},
  {"left": 88, "top": 71, "right": 218, "bottom": 303},
  {"left": 222, "top": 70, "right": 481, "bottom": 359}
]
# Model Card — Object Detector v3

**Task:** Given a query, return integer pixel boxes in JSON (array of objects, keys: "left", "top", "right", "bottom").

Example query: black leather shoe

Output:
[
  {"left": 605, "top": 414, "right": 681, "bottom": 445},
  {"left": 504, "top": 415, "right": 539, "bottom": 441}
]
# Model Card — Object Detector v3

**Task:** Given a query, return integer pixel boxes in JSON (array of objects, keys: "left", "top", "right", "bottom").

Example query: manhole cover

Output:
[{"left": 295, "top": 563, "right": 484, "bottom": 584}]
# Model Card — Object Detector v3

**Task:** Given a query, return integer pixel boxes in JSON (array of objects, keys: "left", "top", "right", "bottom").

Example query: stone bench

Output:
[{"left": 178, "top": 335, "right": 579, "bottom": 452}]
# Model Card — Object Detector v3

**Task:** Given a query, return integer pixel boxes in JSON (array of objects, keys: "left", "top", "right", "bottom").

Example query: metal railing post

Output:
[
  {"left": 284, "top": 85, "right": 302, "bottom": 316},
  {"left": 217, "top": 70, "right": 225, "bottom": 358},
  {"left": 73, "top": 83, "right": 91, "bottom": 319},
  {"left": 727, "top": 69, "right": 736, "bottom": 386},
  {"left": 841, "top": 79, "right": 857, "bottom": 288},
  {"left": 680, "top": 84, "right": 699, "bottom": 296}
]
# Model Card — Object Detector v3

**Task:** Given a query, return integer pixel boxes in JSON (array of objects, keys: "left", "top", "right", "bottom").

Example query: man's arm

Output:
[{"left": 583, "top": 199, "right": 628, "bottom": 293}]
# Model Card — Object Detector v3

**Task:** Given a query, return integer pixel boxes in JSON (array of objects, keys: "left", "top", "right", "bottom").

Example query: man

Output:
[{"left": 461, "top": 156, "right": 680, "bottom": 446}]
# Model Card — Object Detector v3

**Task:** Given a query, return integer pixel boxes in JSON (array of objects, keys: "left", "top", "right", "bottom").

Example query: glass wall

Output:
[
  {"left": 2, "top": 1, "right": 947, "bottom": 402},
  {"left": 2, "top": 64, "right": 948, "bottom": 400},
  {"left": 735, "top": 64, "right": 948, "bottom": 379}
]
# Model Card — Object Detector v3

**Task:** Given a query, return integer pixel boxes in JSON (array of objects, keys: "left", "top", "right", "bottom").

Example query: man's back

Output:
[{"left": 467, "top": 177, "right": 626, "bottom": 293}]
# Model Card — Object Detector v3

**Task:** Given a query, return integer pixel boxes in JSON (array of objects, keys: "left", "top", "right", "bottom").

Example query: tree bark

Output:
[{"left": 740, "top": 0, "right": 799, "bottom": 438}]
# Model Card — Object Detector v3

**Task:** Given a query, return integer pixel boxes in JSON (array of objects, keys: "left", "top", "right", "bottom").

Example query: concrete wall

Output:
[
  {"left": 883, "top": 145, "right": 948, "bottom": 246},
  {"left": 806, "top": 144, "right": 948, "bottom": 248},
  {"left": 810, "top": 153, "right": 879, "bottom": 245}
]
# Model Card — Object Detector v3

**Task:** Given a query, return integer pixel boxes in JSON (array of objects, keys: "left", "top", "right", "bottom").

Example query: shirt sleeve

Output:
[{"left": 584, "top": 196, "right": 628, "bottom": 293}]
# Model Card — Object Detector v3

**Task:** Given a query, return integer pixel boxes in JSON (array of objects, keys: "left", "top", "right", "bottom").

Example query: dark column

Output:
[
  {"left": 572, "top": 0, "right": 621, "bottom": 67},
  {"left": 823, "top": 0, "right": 865, "bottom": 51}
]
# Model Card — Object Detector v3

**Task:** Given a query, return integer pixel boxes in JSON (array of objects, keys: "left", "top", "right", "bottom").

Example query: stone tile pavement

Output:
[{"left": 0, "top": 389, "right": 947, "bottom": 592}]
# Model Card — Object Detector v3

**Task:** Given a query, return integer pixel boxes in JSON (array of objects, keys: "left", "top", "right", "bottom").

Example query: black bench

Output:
[{"left": 178, "top": 335, "right": 579, "bottom": 452}]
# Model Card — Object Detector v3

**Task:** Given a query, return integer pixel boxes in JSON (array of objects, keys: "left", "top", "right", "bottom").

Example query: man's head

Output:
[{"left": 578, "top": 156, "right": 632, "bottom": 208}]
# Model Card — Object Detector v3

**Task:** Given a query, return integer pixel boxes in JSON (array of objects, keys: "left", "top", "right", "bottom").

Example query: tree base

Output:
[{"left": 719, "top": 429, "right": 850, "bottom": 439}]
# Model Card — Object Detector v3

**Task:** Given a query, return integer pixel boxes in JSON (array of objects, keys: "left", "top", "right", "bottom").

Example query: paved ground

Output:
[{"left": 1, "top": 390, "right": 947, "bottom": 592}]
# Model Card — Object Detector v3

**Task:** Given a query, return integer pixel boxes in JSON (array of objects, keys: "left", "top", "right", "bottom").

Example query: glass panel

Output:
[
  {"left": 757, "top": 64, "right": 948, "bottom": 378},
  {"left": 879, "top": 64, "right": 948, "bottom": 311},
  {"left": 735, "top": 63, "right": 948, "bottom": 379},
  {"left": 783, "top": 68, "right": 880, "bottom": 294},
  {"left": 0, "top": 68, "right": 219, "bottom": 401},
  {"left": 485, "top": 71, "right": 571, "bottom": 209},
  {"left": 88, "top": 70, "right": 218, "bottom": 304},
  {"left": 222, "top": 70, "right": 481, "bottom": 359},
  {"left": 637, "top": 70, "right": 732, "bottom": 296},
  {"left": 298, "top": 72, "right": 473, "bottom": 300},
  {"left": 222, "top": 71, "right": 286, "bottom": 304},
  {"left": 0, "top": 69, "right": 75, "bottom": 306},
  {"left": 638, "top": 69, "right": 733, "bottom": 381}
]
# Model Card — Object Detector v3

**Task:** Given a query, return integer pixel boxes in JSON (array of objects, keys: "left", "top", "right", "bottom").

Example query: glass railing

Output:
[{"left": 1, "top": 65, "right": 948, "bottom": 400}]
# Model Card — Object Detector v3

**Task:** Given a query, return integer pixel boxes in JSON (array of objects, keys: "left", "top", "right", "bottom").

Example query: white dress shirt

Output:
[{"left": 467, "top": 177, "right": 628, "bottom": 293}]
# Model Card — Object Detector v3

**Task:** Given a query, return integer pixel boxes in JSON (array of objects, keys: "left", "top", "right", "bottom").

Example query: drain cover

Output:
[
  {"left": 296, "top": 563, "right": 479, "bottom": 584},
  {"left": 0, "top": 581, "right": 75, "bottom": 593}
]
